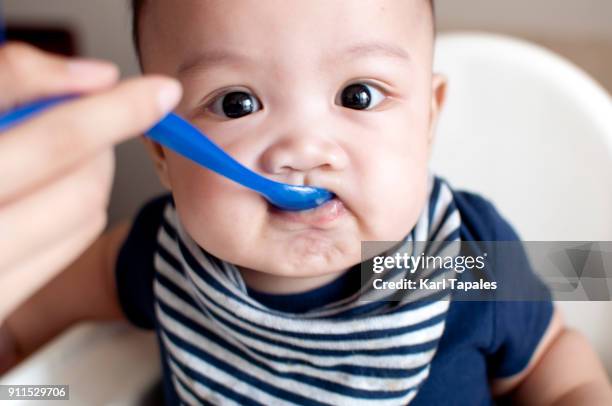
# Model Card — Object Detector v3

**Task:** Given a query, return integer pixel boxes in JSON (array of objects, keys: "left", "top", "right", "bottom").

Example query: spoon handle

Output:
[{"left": 147, "top": 112, "right": 279, "bottom": 193}]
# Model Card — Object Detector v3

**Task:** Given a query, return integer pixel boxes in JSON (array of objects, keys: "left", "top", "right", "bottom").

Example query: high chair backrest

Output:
[{"left": 431, "top": 32, "right": 612, "bottom": 376}]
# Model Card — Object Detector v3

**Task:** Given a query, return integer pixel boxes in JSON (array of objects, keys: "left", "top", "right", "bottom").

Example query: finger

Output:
[
  {"left": 0, "top": 42, "right": 119, "bottom": 111},
  {"left": 0, "top": 150, "right": 114, "bottom": 271},
  {"left": 0, "top": 76, "right": 182, "bottom": 203}
]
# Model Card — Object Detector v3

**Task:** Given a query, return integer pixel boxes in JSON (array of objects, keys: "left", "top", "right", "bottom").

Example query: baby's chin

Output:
[
  {"left": 227, "top": 214, "right": 362, "bottom": 277},
  {"left": 238, "top": 233, "right": 360, "bottom": 278}
]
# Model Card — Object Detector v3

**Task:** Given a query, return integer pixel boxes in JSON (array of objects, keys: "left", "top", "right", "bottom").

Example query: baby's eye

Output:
[
  {"left": 338, "top": 83, "right": 385, "bottom": 111},
  {"left": 208, "top": 91, "right": 261, "bottom": 119}
]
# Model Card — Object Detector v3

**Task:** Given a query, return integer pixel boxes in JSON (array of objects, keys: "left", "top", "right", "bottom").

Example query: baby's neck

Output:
[{"left": 238, "top": 267, "right": 349, "bottom": 295}]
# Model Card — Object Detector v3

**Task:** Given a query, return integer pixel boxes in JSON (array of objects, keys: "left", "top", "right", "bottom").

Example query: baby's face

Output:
[{"left": 140, "top": 0, "right": 443, "bottom": 277}]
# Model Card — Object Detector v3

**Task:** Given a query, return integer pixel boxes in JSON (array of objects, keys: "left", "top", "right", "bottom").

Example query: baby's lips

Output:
[{"left": 270, "top": 197, "right": 347, "bottom": 227}]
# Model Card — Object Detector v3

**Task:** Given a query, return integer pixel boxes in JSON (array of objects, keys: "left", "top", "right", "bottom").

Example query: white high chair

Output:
[
  {"left": 431, "top": 32, "right": 612, "bottom": 377},
  {"left": 1, "top": 32, "right": 610, "bottom": 404}
]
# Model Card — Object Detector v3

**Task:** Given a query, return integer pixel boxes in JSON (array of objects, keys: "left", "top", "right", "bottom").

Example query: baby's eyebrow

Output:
[
  {"left": 177, "top": 50, "right": 255, "bottom": 76},
  {"left": 336, "top": 41, "right": 412, "bottom": 63}
]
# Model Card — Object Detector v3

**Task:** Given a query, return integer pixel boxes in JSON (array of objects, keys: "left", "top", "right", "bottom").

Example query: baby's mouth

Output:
[{"left": 268, "top": 197, "right": 347, "bottom": 228}]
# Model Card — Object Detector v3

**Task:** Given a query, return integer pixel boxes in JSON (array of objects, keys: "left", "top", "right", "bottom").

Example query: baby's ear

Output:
[
  {"left": 428, "top": 73, "right": 448, "bottom": 144},
  {"left": 141, "top": 137, "right": 172, "bottom": 190}
]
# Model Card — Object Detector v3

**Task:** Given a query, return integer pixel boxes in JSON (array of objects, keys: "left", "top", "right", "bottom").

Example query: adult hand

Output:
[{"left": 0, "top": 42, "right": 181, "bottom": 277}]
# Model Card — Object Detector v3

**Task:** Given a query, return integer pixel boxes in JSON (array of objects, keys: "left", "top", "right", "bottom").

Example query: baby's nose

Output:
[{"left": 259, "top": 133, "right": 349, "bottom": 176}]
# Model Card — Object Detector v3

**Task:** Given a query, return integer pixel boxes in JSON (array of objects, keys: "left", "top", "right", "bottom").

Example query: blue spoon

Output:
[{"left": 0, "top": 95, "right": 333, "bottom": 211}]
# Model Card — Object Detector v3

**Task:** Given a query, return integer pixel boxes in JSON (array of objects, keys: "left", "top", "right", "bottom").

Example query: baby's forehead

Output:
[{"left": 137, "top": 0, "right": 434, "bottom": 70}]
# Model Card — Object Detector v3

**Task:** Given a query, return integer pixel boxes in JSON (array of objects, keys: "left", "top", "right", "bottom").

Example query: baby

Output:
[{"left": 2, "top": 0, "right": 612, "bottom": 405}]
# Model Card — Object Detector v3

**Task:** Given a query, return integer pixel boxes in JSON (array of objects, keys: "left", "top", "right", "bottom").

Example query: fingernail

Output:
[
  {"left": 157, "top": 80, "right": 183, "bottom": 114},
  {"left": 67, "top": 59, "right": 118, "bottom": 79}
]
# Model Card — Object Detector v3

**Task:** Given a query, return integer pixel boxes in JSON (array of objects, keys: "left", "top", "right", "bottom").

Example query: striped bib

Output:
[{"left": 152, "top": 175, "right": 461, "bottom": 405}]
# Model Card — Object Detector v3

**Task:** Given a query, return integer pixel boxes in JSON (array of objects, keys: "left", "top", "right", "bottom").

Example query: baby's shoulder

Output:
[
  {"left": 134, "top": 193, "right": 173, "bottom": 223},
  {"left": 452, "top": 189, "right": 521, "bottom": 242},
  {"left": 450, "top": 188, "right": 551, "bottom": 301},
  {"left": 114, "top": 193, "right": 173, "bottom": 329}
]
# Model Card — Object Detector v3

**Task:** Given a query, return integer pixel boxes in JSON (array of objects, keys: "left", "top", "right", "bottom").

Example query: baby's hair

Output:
[{"left": 130, "top": 0, "right": 435, "bottom": 58}]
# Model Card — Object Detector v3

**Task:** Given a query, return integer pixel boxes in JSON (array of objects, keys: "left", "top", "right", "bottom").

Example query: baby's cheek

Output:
[
  {"left": 166, "top": 160, "right": 264, "bottom": 251},
  {"left": 178, "top": 194, "right": 266, "bottom": 266},
  {"left": 359, "top": 155, "right": 427, "bottom": 232}
]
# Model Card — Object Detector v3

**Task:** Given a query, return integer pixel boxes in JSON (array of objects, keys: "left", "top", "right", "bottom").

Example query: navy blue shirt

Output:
[{"left": 116, "top": 191, "right": 553, "bottom": 405}]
